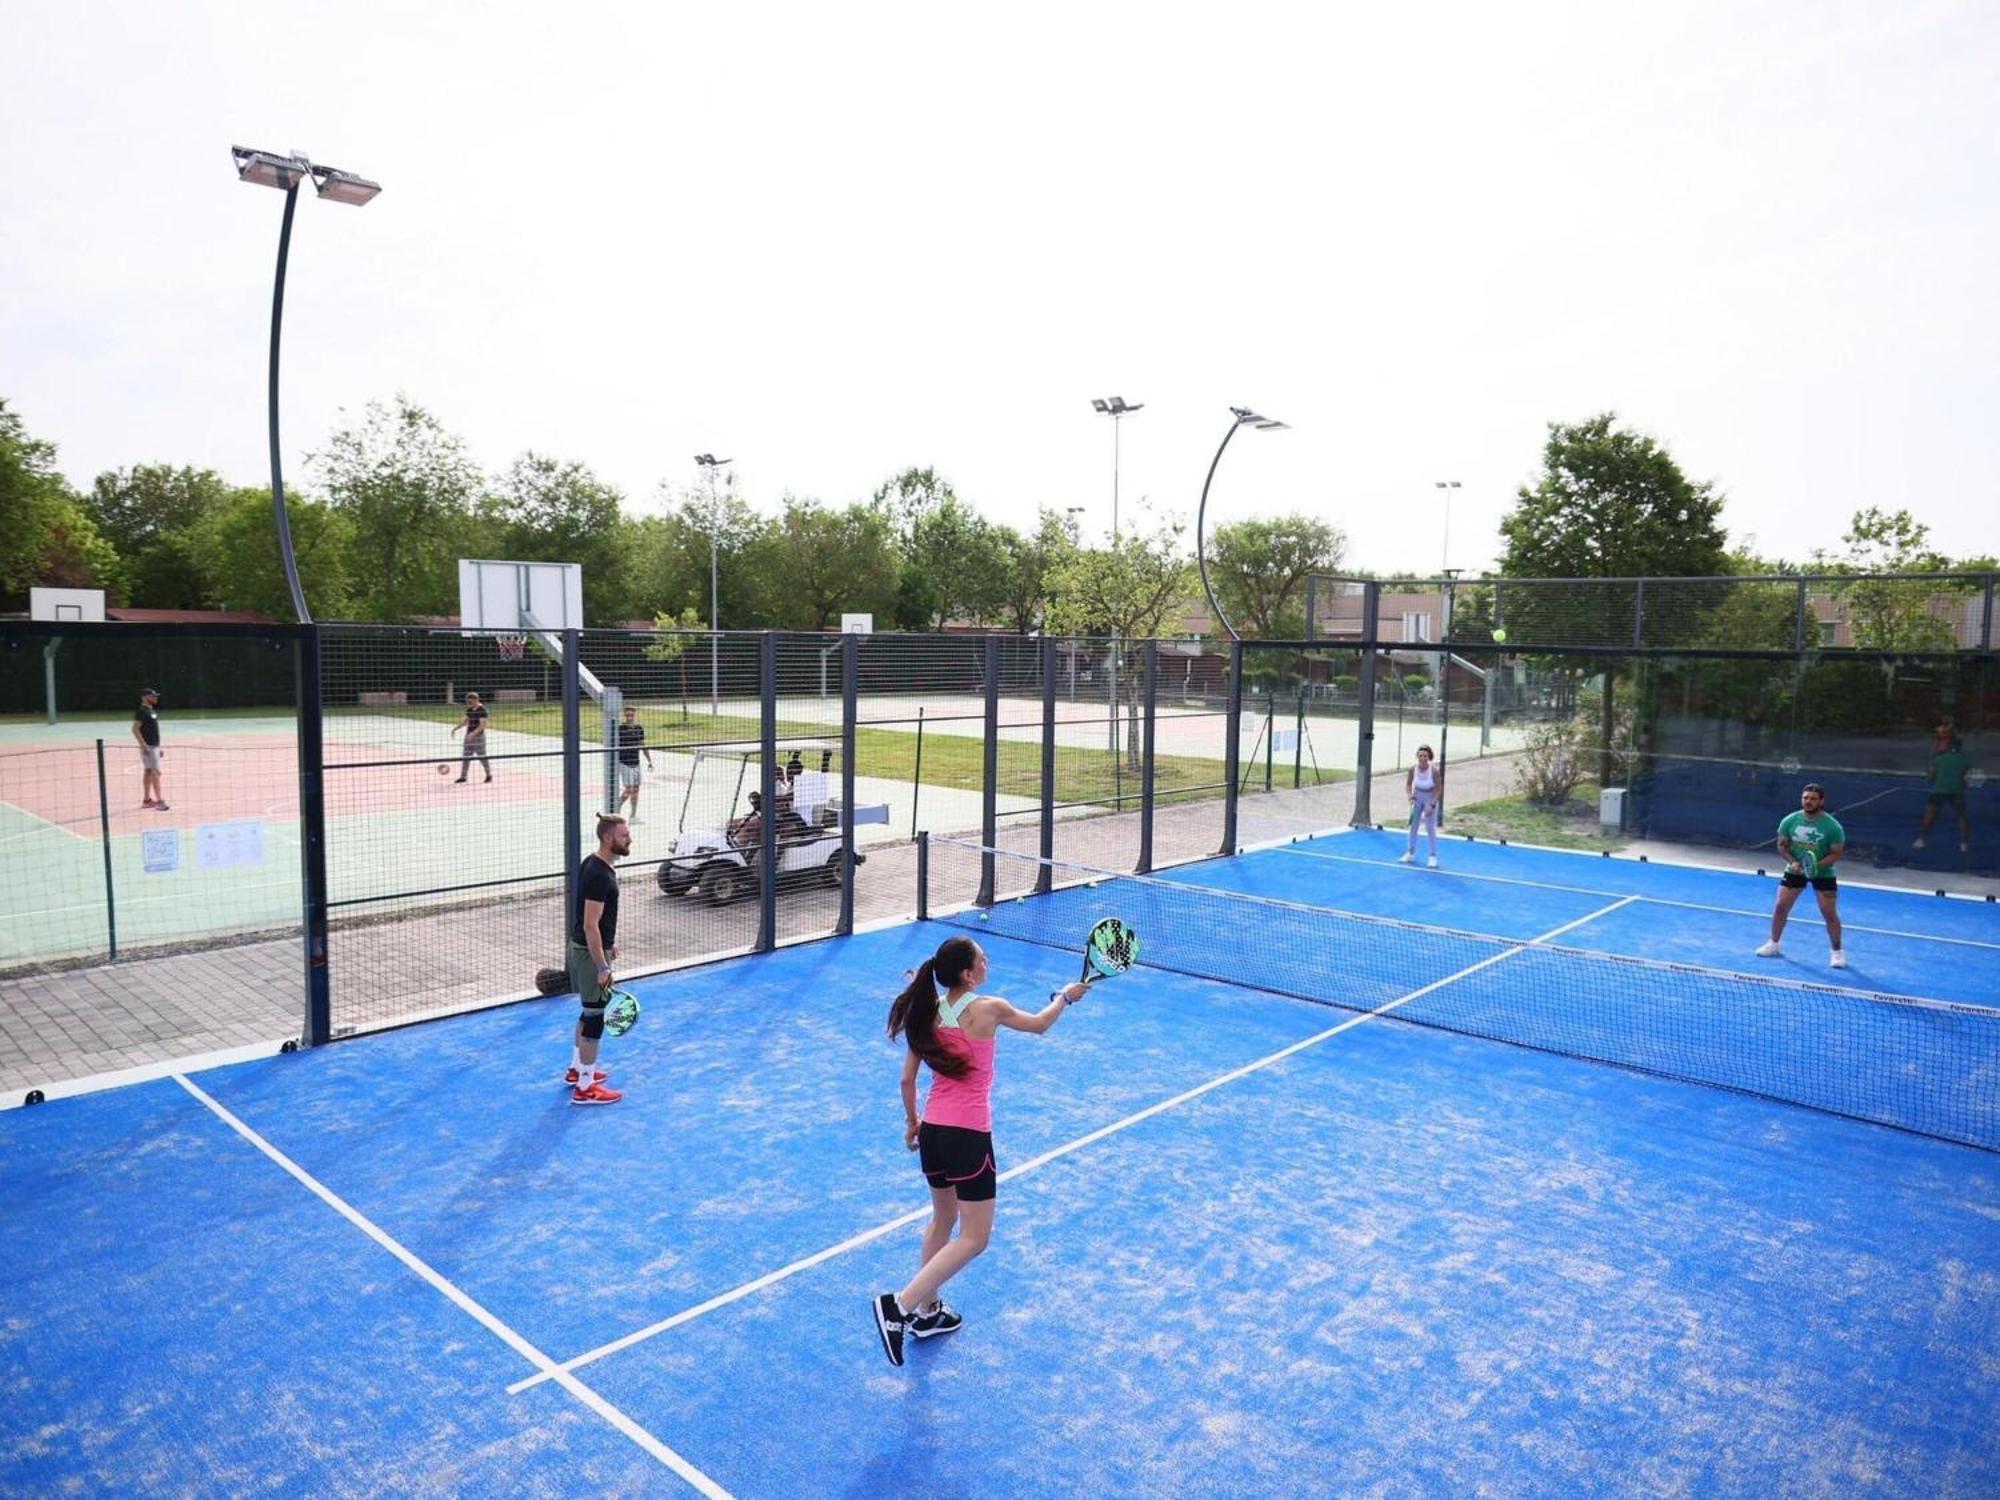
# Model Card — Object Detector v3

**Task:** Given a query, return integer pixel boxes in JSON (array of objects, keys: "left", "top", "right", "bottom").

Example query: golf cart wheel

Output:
[
  {"left": 820, "top": 852, "right": 844, "bottom": 890},
  {"left": 700, "top": 864, "right": 743, "bottom": 906}
]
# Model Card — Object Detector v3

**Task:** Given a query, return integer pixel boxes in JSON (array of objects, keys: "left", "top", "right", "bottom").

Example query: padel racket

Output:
[
  {"left": 1080, "top": 917, "right": 1139, "bottom": 987},
  {"left": 604, "top": 986, "right": 641, "bottom": 1038},
  {"left": 1796, "top": 849, "right": 1819, "bottom": 879}
]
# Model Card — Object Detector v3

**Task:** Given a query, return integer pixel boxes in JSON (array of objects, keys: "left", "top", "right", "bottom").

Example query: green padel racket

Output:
[
  {"left": 1081, "top": 917, "right": 1139, "bottom": 988},
  {"left": 604, "top": 986, "right": 641, "bottom": 1038}
]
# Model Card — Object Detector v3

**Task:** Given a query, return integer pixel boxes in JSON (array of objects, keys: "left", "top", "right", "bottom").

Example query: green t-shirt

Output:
[
  {"left": 1931, "top": 748, "right": 1971, "bottom": 796},
  {"left": 1777, "top": 810, "right": 1844, "bottom": 864}
]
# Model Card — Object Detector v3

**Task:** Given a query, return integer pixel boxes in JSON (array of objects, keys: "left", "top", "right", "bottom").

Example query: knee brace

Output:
[{"left": 579, "top": 1005, "right": 606, "bottom": 1040}]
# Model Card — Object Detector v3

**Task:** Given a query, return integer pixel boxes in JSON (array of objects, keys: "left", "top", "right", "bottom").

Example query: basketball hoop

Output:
[{"left": 496, "top": 633, "right": 527, "bottom": 661}]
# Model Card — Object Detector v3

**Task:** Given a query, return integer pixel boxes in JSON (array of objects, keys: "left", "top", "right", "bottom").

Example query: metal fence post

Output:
[
  {"left": 297, "top": 626, "right": 331, "bottom": 1046},
  {"left": 1139, "top": 639, "right": 1158, "bottom": 872},
  {"left": 916, "top": 830, "right": 930, "bottom": 923},
  {"left": 561, "top": 628, "right": 582, "bottom": 948},
  {"left": 1038, "top": 636, "right": 1056, "bottom": 894},
  {"left": 94, "top": 738, "right": 116, "bottom": 961},
  {"left": 1982, "top": 573, "right": 1995, "bottom": 652},
  {"left": 1222, "top": 638, "right": 1244, "bottom": 855},
  {"left": 1633, "top": 578, "right": 1646, "bottom": 649},
  {"left": 978, "top": 635, "right": 999, "bottom": 906},
  {"left": 838, "top": 633, "right": 858, "bottom": 936},
  {"left": 1305, "top": 575, "right": 1317, "bottom": 643},
  {"left": 1794, "top": 577, "right": 1809, "bottom": 653},
  {"left": 1352, "top": 580, "right": 1380, "bottom": 826},
  {"left": 758, "top": 632, "right": 778, "bottom": 952}
]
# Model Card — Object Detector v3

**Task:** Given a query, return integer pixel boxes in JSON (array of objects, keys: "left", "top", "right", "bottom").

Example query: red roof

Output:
[{"left": 107, "top": 607, "right": 275, "bottom": 624}]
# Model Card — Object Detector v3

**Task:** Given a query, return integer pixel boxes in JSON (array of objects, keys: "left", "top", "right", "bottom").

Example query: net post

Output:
[
  {"left": 838, "top": 632, "right": 858, "bottom": 936},
  {"left": 757, "top": 631, "right": 778, "bottom": 952},
  {"left": 1794, "top": 577, "right": 1809, "bottom": 652},
  {"left": 1037, "top": 636, "right": 1056, "bottom": 894},
  {"left": 1352, "top": 581, "right": 1380, "bottom": 826},
  {"left": 1633, "top": 578, "right": 1646, "bottom": 649},
  {"left": 1222, "top": 637, "right": 1244, "bottom": 854},
  {"left": 1982, "top": 573, "right": 1995, "bottom": 652},
  {"left": 1305, "top": 575, "right": 1317, "bottom": 643},
  {"left": 296, "top": 625, "right": 331, "bottom": 1046},
  {"left": 94, "top": 737, "right": 117, "bottom": 961},
  {"left": 977, "top": 635, "right": 999, "bottom": 906},
  {"left": 561, "top": 628, "right": 582, "bottom": 946},
  {"left": 916, "top": 830, "right": 930, "bottom": 922},
  {"left": 1139, "top": 638, "right": 1158, "bottom": 872}
]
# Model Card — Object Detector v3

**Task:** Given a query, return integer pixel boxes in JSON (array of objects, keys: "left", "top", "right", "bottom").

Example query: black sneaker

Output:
[
  {"left": 872, "top": 1293, "right": 906, "bottom": 1367},
  {"left": 908, "top": 1301, "right": 962, "bottom": 1339}
]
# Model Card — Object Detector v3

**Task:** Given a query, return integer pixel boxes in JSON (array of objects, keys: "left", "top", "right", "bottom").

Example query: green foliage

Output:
[
  {"left": 313, "top": 395, "right": 481, "bottom": 621},
  {"left": 1209, "top": 514, "right": 1346, "bottom": 638},
  {"left": 84, "top": 464, "right": 230, "bottom": 608},
  {"left": 486, "top": 453, "right": 627, "bottom": 623},
  {"left": 188, "top": 486, "right": 355, "bottom": 621},
  {"left": 753, "top": 498, "right": 899, "bottom": 630},
  {"left": 1812, "top": 507, "right": 1984, "bottom": 652},
  {"left": 991, "top": 509, "right": 1078, "bottom": 635},
  {"left": 1043, "top": 515, "right": 1193, "bottom": 640},
  {"left": 635, "top": 477, "right": 769, "bottom": 628},
  {"left": 0, "top": 399, "right": 121, "bottom": 603}
]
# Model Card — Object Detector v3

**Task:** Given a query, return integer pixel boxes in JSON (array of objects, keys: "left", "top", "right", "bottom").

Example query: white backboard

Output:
[
  {"left": 458, "top": 560, "right": 583, "bottom": 633},
  {"left": 30, "top": 587, "right": 106, "bottom": 622},
  {"left": 840, "top": 613, "right": 874, "bottom": 635}
]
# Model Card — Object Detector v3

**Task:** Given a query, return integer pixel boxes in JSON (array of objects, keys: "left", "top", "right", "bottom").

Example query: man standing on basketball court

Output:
[
  {"left": 451, "top": 691, "right": 492, "bottom": 784},
  {"left": 613, "top": 703, "right": 654, "bottom": 824},
  {"left": 1757, "top": 782, "right": 1848, "bottom": 968},
  {"left": 132, "top": 687, "right": 168, "bottom": 811},
  {"left": 566, "top": 813, "right": 631, "bottom": 1104}
]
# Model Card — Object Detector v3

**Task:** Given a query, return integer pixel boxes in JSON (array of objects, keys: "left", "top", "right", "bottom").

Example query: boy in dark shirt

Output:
[
  {"left": 132, "top": 688, "right": 168, "bottom": 811},
  {"left": 451, "top": 692, "right": 492, "bottom": 784}
]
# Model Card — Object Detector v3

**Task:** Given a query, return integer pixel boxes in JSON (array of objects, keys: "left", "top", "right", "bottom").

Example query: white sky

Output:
[{"left": 3, "top": 0, "right": 1996, "bottom": 578}]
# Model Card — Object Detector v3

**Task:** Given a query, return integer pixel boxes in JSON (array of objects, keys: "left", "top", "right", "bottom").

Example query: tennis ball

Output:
[
  {"left": 1491, "top": 627, "right": 1509, "bottom": 644},
  {"left": 977, "top": 912, "right": 989, "bottom": 922}
]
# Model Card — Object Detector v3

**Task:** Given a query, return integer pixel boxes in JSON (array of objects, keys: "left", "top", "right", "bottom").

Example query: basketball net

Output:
[{"left": 497, "top": 633, "right": 527, "bottom": 661}]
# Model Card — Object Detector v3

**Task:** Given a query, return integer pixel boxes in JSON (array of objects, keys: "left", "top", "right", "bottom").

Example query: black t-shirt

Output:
[
  {"left": 571, "top": 854, "right": 619, "bottom": 949},
  {"left": 462, "top": 704, "right": 488, "bottom": 739},
  {"left": 616, "top": 722, "right": 646, "bottom": 766},
  {"left": 135, "top": 704, "right": 161, "bottom": 746}
]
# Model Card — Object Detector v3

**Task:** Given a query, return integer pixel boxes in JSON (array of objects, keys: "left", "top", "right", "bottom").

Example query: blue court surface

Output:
[{"left": 3, "top": 829, "right": 1998, "bottom": 1497}]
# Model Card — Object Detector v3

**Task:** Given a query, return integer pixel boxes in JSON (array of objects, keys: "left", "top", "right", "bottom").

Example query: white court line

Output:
[
  {"left": 508, "top": 894, "right": 1638, "bottom": 1396},
  {"left": 174, "top": 1074, "right": 732, "bottom": 1499},
  {"left": 1275, "top": 845, "right": 2000, "bottom": 952}
]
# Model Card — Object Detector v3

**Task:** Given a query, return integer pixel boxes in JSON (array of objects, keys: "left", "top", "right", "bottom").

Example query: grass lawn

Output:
[{"left": 1449, "top": 780, "right": 1629, "bottom": 853}]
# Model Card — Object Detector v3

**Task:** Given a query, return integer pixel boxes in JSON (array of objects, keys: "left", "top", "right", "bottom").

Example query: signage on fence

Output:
[
  {"left": 196, "top": 819, "right": 265, "bottom": 871},
  {"left": 140, "top": 828, "right": 180, "bottom": 874}
]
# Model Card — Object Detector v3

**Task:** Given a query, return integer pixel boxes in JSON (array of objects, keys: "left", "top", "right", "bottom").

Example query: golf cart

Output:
[{"left": 655, "top": 742, "right": 865, "bottom": 906}]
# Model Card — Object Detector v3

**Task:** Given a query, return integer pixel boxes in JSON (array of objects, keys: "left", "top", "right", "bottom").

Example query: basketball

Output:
[{"left": 437, "top": 764, "right": 452, "bottom": 776}]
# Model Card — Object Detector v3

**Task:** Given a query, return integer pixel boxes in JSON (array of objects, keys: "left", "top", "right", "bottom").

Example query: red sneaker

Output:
[
  {"left": 570, "top": 1080, "right": 622, "bottom": 1106},
  {"left": 562, "top": 1067, "right": 611, "bottom": 1087}
]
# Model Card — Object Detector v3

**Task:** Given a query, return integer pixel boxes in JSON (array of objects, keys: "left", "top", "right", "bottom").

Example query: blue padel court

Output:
[{"left": 3, "top": 829, "right": 1997, "bottom": 1497}]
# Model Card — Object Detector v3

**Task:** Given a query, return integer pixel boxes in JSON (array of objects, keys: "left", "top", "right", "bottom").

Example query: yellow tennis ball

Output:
[{"left": 1491, "top": 627, "right": 1509, "bottom": 644}]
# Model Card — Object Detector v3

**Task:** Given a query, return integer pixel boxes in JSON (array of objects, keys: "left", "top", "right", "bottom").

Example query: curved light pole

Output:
[
  {"left": 231, "top": 147, "right": 380, "bottom": 624},
  {"left": 695, "top": 453, "right": 732, "bottom": 715},
  {"left": 1195, "top": 407, "right": 1289, "bottom": 641}
]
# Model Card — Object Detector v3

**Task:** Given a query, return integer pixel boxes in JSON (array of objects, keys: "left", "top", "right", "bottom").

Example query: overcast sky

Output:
[{"left": 3, "top": 0, "right": 1995, "bottom": 580}]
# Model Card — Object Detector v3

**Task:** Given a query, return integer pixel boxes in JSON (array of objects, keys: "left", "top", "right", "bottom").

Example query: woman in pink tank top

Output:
[{"left": 870, "top": 934, "right": 1085, "bottom": 1367}]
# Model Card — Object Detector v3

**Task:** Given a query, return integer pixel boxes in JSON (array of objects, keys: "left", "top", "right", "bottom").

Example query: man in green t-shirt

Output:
[
  {"left": 1913, "top": 723, "right": 1972, "bottom": 854},
  {"left": 1756, "top": 782, "right": 1848, "bottom": 969}
]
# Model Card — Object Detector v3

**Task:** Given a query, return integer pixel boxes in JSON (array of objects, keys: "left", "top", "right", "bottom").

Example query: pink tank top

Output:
[{"left": 923, "top": 996, "right": 996, "bottom": 1132}]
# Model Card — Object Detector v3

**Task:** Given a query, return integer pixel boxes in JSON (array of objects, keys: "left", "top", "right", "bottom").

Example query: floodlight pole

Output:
[
  {"left": 1434, "top": 480, "right": 1462, "bottom": 575},
  {"left": 1091, "top": 396, "right": 1144, "bottom": 544},
  {"left": 696, "top": 454, "right": 731, "bottom": 716},
  {"left": 1195, "top": 407, "right": 1289, "bottom": 643}
]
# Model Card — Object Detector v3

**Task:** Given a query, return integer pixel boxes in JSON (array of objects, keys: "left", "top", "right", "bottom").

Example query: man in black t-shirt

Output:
[
  {"left": 131, "top": 687, "right": 168, "bottom": 811},
  {"left": 565, "top": 813, "right": 632, "bottom": 1104},
  {"left": 451, "top": 692, "right": 492, "bottom": 784},
  {"left": 612, "top": 704, "right": 654, "bottom": 824}
]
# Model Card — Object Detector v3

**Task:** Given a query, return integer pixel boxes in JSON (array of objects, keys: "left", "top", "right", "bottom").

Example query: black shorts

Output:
[
  {"left": 918, "top": 1122, "right": 996, "bottom": 1203},
  {"left": 1926, "top": 792, "right": 1965, "bottom": 810},
  {"left": 1781, "top": 870, "right": 1838, "bottom": 892}
]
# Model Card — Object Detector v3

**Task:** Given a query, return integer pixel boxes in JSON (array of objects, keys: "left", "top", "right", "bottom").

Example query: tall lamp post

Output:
[
  {"left": 694, "top": 454, "right": 731, "bottom": 715},
  {"left": 1195, "top": 407, "right": 1290, "bottom": 642},
  {"left": 1433, "top": 480, "right": 1461, "bottom": 576},
  {"left": 1090, "top": 396, "right": 1144, "bottom": 542},
  {"left": 231, "top": 147, "right": 380, "bottom": 625}
]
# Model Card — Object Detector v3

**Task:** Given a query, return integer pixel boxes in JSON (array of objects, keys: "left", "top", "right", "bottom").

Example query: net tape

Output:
[{"left": 929, "top": 838, "right": 2000, "bottom": 1152}]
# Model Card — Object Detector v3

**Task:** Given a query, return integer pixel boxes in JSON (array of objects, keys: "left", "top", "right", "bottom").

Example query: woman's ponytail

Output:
[{"left": 887, "top": 938, "right": 979, "bottom": 1079}]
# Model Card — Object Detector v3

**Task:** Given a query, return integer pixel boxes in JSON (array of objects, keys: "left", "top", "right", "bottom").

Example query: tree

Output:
[
  {"left": 991, "top": 509, "right": 1078, "bottom": 635},
  {"left": 1210, "top": 514, "right": 1346, "bottom": 638},
  {"left": 0, "top": 399, "right": 121, "bottom": 606},
  {"left": 84, "top": 465, "right": 231, "bottom": 608},
  {"left": 486, "top": 453, "right": 628, "bottom": 623},
  {"left": 1499, "top": 413, "right": 1730, "bottom": 783},
  {"left": 187, "top": 485, "right": 355, "bottom": 621},
  {"left": 634, "top": 480, "right": 769, "bottom": 629},
  {"left": 872, "top": 467, "right": 1005, "bottom": 629},
  {"left": 751, "top": 498, "right": 899, "bottom": 630},
  {"left": 313, "top": 395, "right": 481, "bottom": 621},
  {"left": 1812, "top": 507, "right": 1988, "bottom": 652}
]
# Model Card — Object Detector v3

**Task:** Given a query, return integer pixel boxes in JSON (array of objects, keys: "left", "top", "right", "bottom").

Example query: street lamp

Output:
[
  {"left": 231, "top": 146, "right": 381, "bottom": 624},
  {"left": 694, "top": 454, "right": 731, "bottom": 715},
  {"left": 1195, "top": 407, "right": 1289, "bottom": 641},
  {"left": 1064, "top": 504, "right": 1086, "bottom": 542},
  {"left": 1434, "top": 480, "right": 1462, "bottom": 575},
  {"left": 1090, "top": 396, "right": 1144, "bottom": 542}
]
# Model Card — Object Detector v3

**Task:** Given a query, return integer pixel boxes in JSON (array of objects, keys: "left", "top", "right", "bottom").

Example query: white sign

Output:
[
  {"left": 1272, "top": 729, "right": 1300, "bottom": 753},
  {"left": 196, "top": 819, "right": 266, "bottom": 871},
  {"left": 140, "top": 828, "right": 180, "bottom": 874},
  {"left": 840, "top": 613, "right": 874, "bottom": 635}
]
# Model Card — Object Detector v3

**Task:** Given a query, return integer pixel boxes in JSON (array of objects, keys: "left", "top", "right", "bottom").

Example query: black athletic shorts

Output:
[
  {"left": 918, "top": 1121, "right": 996, "bottom": 1202},
  {"left": 1926, "top": 792, "right": 1965, "bottom": 810},
  {"left": 1781, "top": 870, "right": 1838, "bottom": 892}
]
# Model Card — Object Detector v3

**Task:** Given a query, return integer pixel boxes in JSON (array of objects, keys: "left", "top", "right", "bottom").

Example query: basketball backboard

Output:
[
  {"left": 458, "top": 560, "right": 583, "bottom": 634},
  {"left": 840, "top": 613, "right": 874, "bottom": 635},
  {"left": 30, "top": 588, "right": 106, "bottom": 622}
]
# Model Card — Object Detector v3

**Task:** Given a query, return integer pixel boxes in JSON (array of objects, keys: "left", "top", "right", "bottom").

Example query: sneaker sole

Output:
[
  {"left": 872, "top": 1299, "right": 905, "bottom": 1366},
  {"left": 570, "top": 1094, "right": 619, "bottom": 1106},
  {"left": 909, "top": 1321, "right": 962, "bottom": 1339}
]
